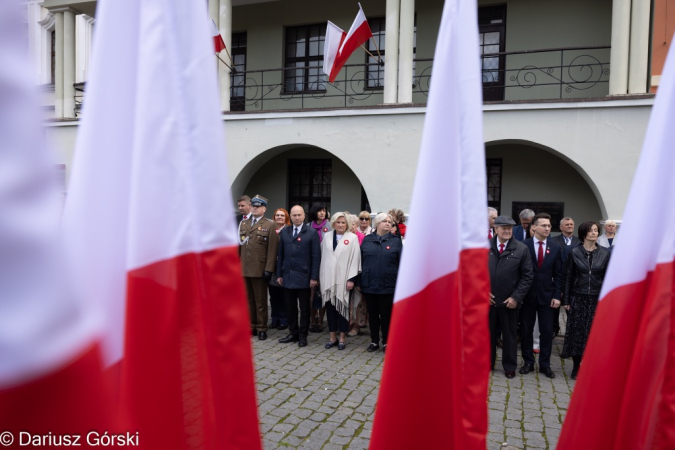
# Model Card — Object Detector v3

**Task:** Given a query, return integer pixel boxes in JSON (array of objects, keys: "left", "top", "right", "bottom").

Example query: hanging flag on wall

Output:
[{"left": 323, "top": 4, "right": 374, "bottom": 83}]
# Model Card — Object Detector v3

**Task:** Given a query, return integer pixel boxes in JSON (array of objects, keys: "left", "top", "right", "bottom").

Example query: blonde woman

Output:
[
  {"left": 357, "top": 211, "right": 373, "bottom": 236},
  {"left": 320, "top": 212, "right": 362, "bottom": 350},
  {"left": 597, "top": 220, "right": 618, "bottom": 248}
]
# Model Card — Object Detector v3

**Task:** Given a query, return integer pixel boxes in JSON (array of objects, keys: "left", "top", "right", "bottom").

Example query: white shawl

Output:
[{"left": 319, "top": 230, "right": 362, "bottom": 319}]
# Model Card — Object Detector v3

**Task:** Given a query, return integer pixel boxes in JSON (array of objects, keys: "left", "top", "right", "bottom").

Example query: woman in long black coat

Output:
[
  {"left": 360, "top": 213, "right": 403, "bottom": 353},
  {"left": 561, "top": 221, "right": 610, "bottom": 380}
]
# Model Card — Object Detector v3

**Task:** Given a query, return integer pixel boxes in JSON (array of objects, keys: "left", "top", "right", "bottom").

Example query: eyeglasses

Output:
[{"left": 359, "top": 217, "right": 370, "bottom": 221}]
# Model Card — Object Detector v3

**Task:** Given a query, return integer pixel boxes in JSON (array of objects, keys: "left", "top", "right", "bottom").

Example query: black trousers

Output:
[
  {"left": 285, "top": 288, "right": 311, "bottom": 337},
  {"left": 363, "top": 293, "right": 394, "bottom": 345},
  {"left": 490, "top": 306, "right": 519, "bottom": 372},
  {"left": 521, "top": 302, "right": 555, "bottom": 368},
  {"left": 269, "top": 285, "right": 288, "bottom": 326},
  {"left": 326, "top": 302, "right": 349, "bottom": 333}
]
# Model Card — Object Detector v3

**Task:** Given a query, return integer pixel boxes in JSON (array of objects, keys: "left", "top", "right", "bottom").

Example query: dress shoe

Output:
[
  {"left": 309, "top": 325, "right": 319, "bottom": 333},
  {"left": 366, "top": 343, "right": 380, "bottom": 353},
  {"left": 539, "top": 367, "right": 555, "bottom": 378},
  {"left": 252, "top": 329, "right": 257, "bottom": 337},
  {"left": 258, "top": 331, "right": 267, "bottom": 341},
  {"left": 268, "top": 322, "right": 278, "bottom": 330},
  {"left": 325, "top": 341, "right": 338, "bottom": 349},
  {"left": 571, "top": 367, "right": 579, "bottom": 380},
  {"left": 504, "top": 371, "right": 516, "bottom": 379},
  {"left": 519, "top": 364, "right": 535, "bottom": 375},
  {"left": 298, "top": 338, "right": 307, "bottom": 347},
  {"left": 277, "top": 324, "right": 288, "bottom": 331},
  {"left": 338, "top": 342, "right": 346, "bottom": 350},
  {"left": 279, "top": 334, "right": 299, "bottom": 344}
]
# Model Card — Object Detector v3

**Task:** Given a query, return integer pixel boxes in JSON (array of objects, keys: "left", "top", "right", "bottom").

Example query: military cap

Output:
[
  {"left": 494, "top": 215, "right": 516, "bottom": 226},
  {"left": 251, "top": 195, "right": 268, "bottom": 207}
]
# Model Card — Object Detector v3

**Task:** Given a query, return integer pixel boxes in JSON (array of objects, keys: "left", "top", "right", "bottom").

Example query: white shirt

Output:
[
  {"left": 562, "top": 234, "right": 572, "bottom": 245},
  {"left": 497, "top": 239, "right": 509, "bottom": 252},
  {"left": 293, "top": 225, "right": 302, "bottom": 237}
]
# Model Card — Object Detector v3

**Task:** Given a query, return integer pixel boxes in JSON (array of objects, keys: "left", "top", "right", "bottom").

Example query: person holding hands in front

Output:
[{"left": 488, "top": 216, "right": 534, "bottom": 379}]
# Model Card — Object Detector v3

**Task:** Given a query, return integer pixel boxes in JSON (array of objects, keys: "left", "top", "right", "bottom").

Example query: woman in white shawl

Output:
[{"left": 320, "top": 212, "right": 362, "bottom": 350}]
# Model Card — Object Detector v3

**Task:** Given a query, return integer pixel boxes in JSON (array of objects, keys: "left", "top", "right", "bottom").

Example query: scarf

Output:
[
  {"left": 319, "top": 230, "right": 361, "bottom": 320},
  {"left": 311, "top": 219, "right": 329, "bottom": 242}
]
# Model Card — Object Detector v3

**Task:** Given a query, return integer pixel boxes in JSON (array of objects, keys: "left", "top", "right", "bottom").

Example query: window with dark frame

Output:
[
  {"left": 288, "top": 159, "right": 332, "bottom": 214},
  {"left": 230, "top": 32, "right": 247, "bottom": 112},
  {"left": 284, "top": 24, "right": 326, "bottom": 94},
  {"left": 51, "top": 31, "right": 55, "bottom": 85},
  {"left": 479, "top": 6, "right": 506, "bottom": 101},
  {"left": 366, "top": 17, "right": 417, "bottom": 89},
  {"left": 486, "top": 158, "right": 502, "bottom": 211}
]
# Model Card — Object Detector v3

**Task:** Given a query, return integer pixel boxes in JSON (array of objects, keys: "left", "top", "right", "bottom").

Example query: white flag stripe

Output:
[
  {"left": 323, "top": 21, "right": 344, "bottom": 77},
  {"left": 211, "top": 18, "right": 220, "bottom": 38},
  {"left": 393, "top": 1, "right": 487, "bottom": 303},
  {"left": 339, "top": 5, "right": 368, "bottom": 55},
  {"left": 599, "top": 43, "right": 675, "bottom": 300},
  {"left": 64, "top": 0, "right": 237, "bottom": 366},
  {"left": 0, "top": 1, "right": 100, "bottom": 386}
]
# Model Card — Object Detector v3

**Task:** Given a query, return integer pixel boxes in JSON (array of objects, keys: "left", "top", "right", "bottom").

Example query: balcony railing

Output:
[{"left": 70, "top": 46, "right": 610, "bottom": 115}]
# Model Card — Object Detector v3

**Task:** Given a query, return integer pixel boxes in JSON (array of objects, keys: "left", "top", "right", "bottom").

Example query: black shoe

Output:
[
  {"left": 539, "top": 367, "right": 555, "bottom": 378},
  {"left": 309, "top": 325, "right": 319, "bottom": 333},
  {"left": 252, "top": 329, "right": 257, "bottom": 337},
  {"left": 268, "top": 322, "right": 278, "bottom": 330},
  {"left": 571, "top": 367, "right": 579, "bottom": 380},
  {"left": 338, "top": 342, "right": 346, "bottom": 350},
  {"left": 496, "top": 338, "right": 503, "bottom": 348},
  {"left": 366, "top": 343, "right": 380, "bottom": 353},
  {"left": 298, "top": 338, "right": 307, "bottom": 347},
  {"left": 277, "top": 324, "right": 288, "bottom": 331},
  {"left": 279, "top": 334, "right": 299, "bottom": 343},
  {"left": 519, "top": 364, "right": 535, "bottom": 374},
  {"left": 258, "top": 331, "right": 267, "bottom": 341},
  {"left": 325, "top": 341, "right": 338, "bottom": 349},
  {"left": 505, "top": 371, "right": 516, "bottom": 379}
]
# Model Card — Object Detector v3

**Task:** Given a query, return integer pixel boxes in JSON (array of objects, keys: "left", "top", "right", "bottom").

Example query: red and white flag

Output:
[
  {"left": 370, "top": 0, "right": 490, "bottom": 449},
  {"left": 0, "top": 0, "right": 114, "bottom": 444},
  {"left": 211, "top": 18, "right": 226, "bottom": 54},
  {"left": 323, "top": 4, "right": 373, "bottom": 83},
  {"left": 63, "top": 1, "right": 261, "bottom": 449},
  {"left": 557, "top": 29, "right": 675, "bottom": 450}
]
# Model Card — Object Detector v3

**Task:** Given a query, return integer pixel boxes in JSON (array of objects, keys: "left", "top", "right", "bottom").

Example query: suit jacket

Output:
[
  {"left": 488, "top": 237, "right": 533, "bottom": 307},
  {"left": 276, "top": 224, "right": 321, "bottom": 289},
  {"left": 239, "top": 216, "right": 279, "bottom": 277},
  {"left": 523, "top": 237, "right": 564, "bottom": 306},
  {"left": 512, "top": 225, "right": 529, "bottom": 242},
  {"left": 552, "top": 234, "right": 581, "bottom": 261}
]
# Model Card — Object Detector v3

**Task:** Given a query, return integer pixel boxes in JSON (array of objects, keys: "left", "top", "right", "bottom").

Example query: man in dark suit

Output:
[
  {"left": 277, "top": 205, "right": 320, "bottom": 347},
  {"left": 512, "top": 209, "right": 535, "bottom": 242},
  {"left": 551, "top": 216, "right": 580, "bottom": 337},
  {"left": 236, "top": 195, "right": 252, "bottom": 224},
  {"left": 519, "top": 213, "right": 564, "bottom": 378},
  {"left": 489, "top": 216, "right": 534, "bottom": 379}
]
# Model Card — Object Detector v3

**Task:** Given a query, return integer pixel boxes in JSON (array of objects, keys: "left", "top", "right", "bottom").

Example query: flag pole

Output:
[
  {"left": 223, "top": 46, "right": 235, "bottom": 67},
  {"left": 369, "top": 36, "right": 383, "bottom": 64},
  {"left": 216, "top": 53, "right": 236, "bottom": 73},
  {"left": 361, "top": 45, "right": 384, "bottom": 66}
]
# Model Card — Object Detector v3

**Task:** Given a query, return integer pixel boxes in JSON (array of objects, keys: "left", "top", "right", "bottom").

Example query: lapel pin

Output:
[{"left": 344, "top": 240, "right": 349, "bottom": 245}]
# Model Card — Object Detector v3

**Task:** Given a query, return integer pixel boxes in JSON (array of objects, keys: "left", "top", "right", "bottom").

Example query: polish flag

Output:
[
  {"left": 369, "top": 0, "right": 490, "bottom": 449},
  {"left": 211, "top": 18, "right": 226, "bottom": 54},
  {"left": 323, "top": 5, "right": 373, "bottom": 83},
  {"left": 556, "top": 28, "right": 675, "bottom": 450},
  {"left": 63, "top": 1, "right": 261, "bottom": 449},
  {"left": 0, "top": 0, "right": 114, "bottom": 443}
]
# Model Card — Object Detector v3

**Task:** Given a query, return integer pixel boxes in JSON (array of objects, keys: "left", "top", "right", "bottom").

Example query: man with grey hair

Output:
[
  {"left": 513, "top": 209, "right": 535, "bottom": 242},
  {"left": 488, "top": 207, "right": 498, "bottom": 240},
  {"left": 552, "top": 216, "right": 581, "bottom": 253}
]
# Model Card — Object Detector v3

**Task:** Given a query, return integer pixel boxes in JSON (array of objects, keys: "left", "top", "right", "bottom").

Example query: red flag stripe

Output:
[
  {"left": 557, "top": 261, "right": 673, "bottom": 449},
  {"left": 329, "top": 22, "right": 371, "bottom": 83},
  {"left": 213, "top": 35, "right": 226, "bottom": 54},
  {"left": 121, "top": 246, "right": 261, "bottom": 450}
]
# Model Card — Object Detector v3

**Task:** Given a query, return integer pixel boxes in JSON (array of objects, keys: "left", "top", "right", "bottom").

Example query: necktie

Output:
[
  {"left": 488, "top": 229, "right": 493, "bottom": 239},
  {"left": 537, "top": 241, "right": 544, "bottom": 269},
  {"left": 565, "top": 236, "right": 570, "bottom": 245},
  {"left": 293, "top": 227, "right": 298, "bottom": 238},
  {"left": 252, "top": 218, "right": 257, "bottom": 226},
  {"left": 499, "top": 243, "right": 504, "bottom": 254}
]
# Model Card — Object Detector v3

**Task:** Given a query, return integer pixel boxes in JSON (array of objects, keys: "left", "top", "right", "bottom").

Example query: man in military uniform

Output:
[{"left": 240, "top": 195, "right": 279, "bottom": 340}]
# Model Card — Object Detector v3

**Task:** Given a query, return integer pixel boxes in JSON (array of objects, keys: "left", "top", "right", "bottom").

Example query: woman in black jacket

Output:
[
  {"left": 561, "top": 221, "right": 610, "bottom": 380},
  {"left": 360, "top": 213, "right": 403, "bottom": 353}
]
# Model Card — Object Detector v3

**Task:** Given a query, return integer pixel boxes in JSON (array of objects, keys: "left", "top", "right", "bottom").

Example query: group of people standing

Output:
[
  {"left": 236, "top": 194, "right": 405, "bottom": 353},
  {"left": 488, "top": 207, "right": 615, "bottom": 380}
]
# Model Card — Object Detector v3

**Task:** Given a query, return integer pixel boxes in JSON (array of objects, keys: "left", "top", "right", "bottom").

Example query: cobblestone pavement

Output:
[{"left": 253, "top": 321, "right": 573, "bottom": 450}]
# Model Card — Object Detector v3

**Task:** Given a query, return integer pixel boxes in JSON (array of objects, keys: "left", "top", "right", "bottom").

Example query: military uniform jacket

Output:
[{"left": 239, "top": 216, "right": 280, "bottom": 277}]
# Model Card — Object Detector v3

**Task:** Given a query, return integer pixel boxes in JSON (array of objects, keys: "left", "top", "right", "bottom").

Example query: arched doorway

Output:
[
  {"left": 486, "top": 140, "right": 605, "bottom": 226},
  {"left": 231, "top": 145, "right": 370, "bottom": 216}
]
